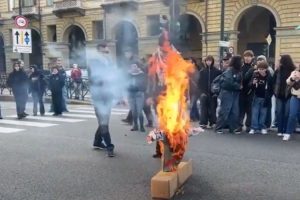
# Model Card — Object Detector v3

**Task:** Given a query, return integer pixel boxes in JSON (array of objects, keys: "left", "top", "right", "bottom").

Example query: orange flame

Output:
[{"left": 150, "top": 47, "right": 194, "bottom": 170}]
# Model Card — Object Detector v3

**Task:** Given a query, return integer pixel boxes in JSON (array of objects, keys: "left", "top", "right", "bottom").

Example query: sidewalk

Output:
[{"left": 0, "top": 90, "right": 92, "bottom": 105}]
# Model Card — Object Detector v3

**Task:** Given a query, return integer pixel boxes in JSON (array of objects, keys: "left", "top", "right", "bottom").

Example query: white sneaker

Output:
[
  {"left": 282, "top": 134, "right": 291, "bottom": 141},
  {"left": 249, "top": 129, "right": 255, "bottom": 134},
  {"left": 261, "top": 129, "right": 268, "bottom": 135},
  {"left": 277, "top": 133, "right": 283, "bottom": 137}
]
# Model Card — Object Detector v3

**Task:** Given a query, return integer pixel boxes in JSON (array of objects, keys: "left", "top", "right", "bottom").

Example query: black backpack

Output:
[{"left": 211, "top": 74, "right": 224, "bottom": 95}]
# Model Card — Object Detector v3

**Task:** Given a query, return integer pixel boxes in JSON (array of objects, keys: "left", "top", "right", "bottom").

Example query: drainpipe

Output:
[
  {"left": 204, "top": 0, "right": 208, "bottom": 57},
  {"left": 219, "top": 0, "right": 225, "bottom": 60},
  {"left": 38, "top": 0, "right": 43, "bottom": 68}
]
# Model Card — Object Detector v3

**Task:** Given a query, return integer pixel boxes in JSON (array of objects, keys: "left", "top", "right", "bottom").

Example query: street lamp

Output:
[{"left": 266, "top": 34, "right": 272, "bottom": 58}]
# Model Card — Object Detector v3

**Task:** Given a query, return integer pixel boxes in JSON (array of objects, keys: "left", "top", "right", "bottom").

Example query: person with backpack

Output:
[
  {"left": 127, "top": 63, "right": 146, "bottom": 132},
  {"left": 198, "top": 55, "right": 221, "bottom": 128},
  {"left": 215, "top": 55, "right": 243, "bottom": 134},
  {"left": 248, "top": 61, "right": 273, "bottom": 134}
]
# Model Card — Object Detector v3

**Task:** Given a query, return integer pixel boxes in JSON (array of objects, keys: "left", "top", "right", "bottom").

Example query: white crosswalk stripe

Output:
[
  {"left": 0, "top": 106, "right": 128, "bottom": 134},
  {"left": 7, "top": 115, "right": 84, "bottom": 123},
  {"left": 0, "top": 127, "right": 24, "bottom": 133},
  {"left": 0, "top": 119, "right": 57, "bottom": 127}
]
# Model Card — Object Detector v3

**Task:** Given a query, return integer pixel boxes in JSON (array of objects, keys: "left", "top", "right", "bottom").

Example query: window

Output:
[
  {"left": 22, "top": 0, "right": 36, "bottom": 6},
  {"left": 47, "top": 25, "right": 57, "bottom": 42},
  {"left": 147, "top": 15, "right": 160, "bottom": 36},
  {"left": 93, "top": 21, "right": 104, "bottom": 40},
  {"left": 47, "top": 0, "right": 53, "bottom": 6}
]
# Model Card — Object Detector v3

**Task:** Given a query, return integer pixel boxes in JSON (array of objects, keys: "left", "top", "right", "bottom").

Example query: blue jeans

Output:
[
  {"left": 128, "top": 91, "right": 145, "bottom": 128},
  {"left": 190, "top": 94, "right": 200, "bottom": 121},
  {"left": 286, "top": 96, "right": 300, "bottom": 134},
  {"left": 215, "top": 90, "right": 239, "bottom": 132},
  {"left": 251, "top": 97, "right": 267, "bottom": 130},
  {"left": 276, "top": 98, "right": 290, "bottom": 133}
]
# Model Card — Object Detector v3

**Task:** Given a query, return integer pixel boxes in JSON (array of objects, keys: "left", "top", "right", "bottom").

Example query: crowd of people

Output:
[
  {"left": 190, "top": 50, "right": 300, "bottom": 142},
  {"left": 3, "top": 59, "right": 83, "bottom": 119}
]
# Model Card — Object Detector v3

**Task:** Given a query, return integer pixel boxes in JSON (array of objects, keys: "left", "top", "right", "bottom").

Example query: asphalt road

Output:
[{"left": 0, "top": 102, "right": 299, "bottom": 200}]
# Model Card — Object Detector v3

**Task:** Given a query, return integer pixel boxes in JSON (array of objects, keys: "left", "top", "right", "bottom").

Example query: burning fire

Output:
[{"left": 149, "top": 43, "right": 194, "bottom": 171}]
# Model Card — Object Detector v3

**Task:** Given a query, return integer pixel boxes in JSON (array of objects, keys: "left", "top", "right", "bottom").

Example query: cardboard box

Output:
[
  {"left": 177, "top": 160, "right": 193, "bottom": 186},
  {"left": 151, "top": 171, "right": 178, "bottom": 199}
]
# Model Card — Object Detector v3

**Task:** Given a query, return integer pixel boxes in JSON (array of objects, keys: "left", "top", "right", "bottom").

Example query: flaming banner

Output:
[{"left": 148, "top": 29, "right": 194, "bottom": 172}]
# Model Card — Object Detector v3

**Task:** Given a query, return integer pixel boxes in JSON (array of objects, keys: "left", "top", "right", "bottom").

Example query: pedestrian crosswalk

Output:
[{"left": 0, "top": 107, "right": 129, "bottom": 134}]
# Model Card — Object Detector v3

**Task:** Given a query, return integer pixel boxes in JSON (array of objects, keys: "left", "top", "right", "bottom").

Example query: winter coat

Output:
[
  {"left": 220, "top": 68, "right": 242, "bottom": 92},
  {"left": 249, "top": 70, "right": 273, "bottom": 106},
  {"left": 29, "top": 68, "right": 46, "bottom": 94},
  {"left": 241, "top": 63, "right": 254, "bottom": 95},
  {"left": 71, "top": 68, "right": 82, "bottom": 82},
  {"left": 7, "top": 69, "right": 29, "bottom": 95},
  {"left": 198, "top": 66, "right": 222, "bottom": 95},
  {"left": 49, "top": 73, "right": 64, "bottom": 93},
  {"left": 273, "top": 69, "right": 293, "bottom": 100},
  {"left": 128, "top": 70, "right": 146, "bottom": 93}
]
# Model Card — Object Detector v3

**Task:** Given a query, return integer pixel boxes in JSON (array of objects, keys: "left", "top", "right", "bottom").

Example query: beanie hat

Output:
[{"left": 257, "top": 55, "right": 267, "bottom": 62}]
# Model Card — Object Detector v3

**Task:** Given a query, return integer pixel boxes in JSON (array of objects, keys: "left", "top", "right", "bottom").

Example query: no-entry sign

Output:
[{"left": 14, "top": 16, "right": 29, "bottom": 28}]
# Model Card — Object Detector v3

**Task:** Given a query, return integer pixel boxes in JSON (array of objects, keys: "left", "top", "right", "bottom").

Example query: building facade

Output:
[{"left": 0, "top": 0, "right": 299, "bottom": 72}]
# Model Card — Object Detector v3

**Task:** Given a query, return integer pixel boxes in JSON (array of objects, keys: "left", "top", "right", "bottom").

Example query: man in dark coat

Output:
[
  {"left": 49, "top": 67, "right": 65, "bottom": 116},
  {"left": 7, "top": 62, "right": 29, "bottom": 119}
]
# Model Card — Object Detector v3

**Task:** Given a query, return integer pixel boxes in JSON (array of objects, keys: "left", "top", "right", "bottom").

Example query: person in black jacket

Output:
[
  {"left": 49, "top": 67, "right": 65, "bottom": 116},
  {"left": 7, "top": 62, "right": 29, "bottom": 119},
  {"left": 128, "top": 63, "right": 146, "bottom": 132},
  {"left": 248, "top": 61, "right": 273, "bottom": 134},
  {"left": 29, "top": 65, "right": 46, "bottom": 116},
  {"left": 198, "top": 55, "right": 221, "bottom": 128},
  {"left": 215, "top": 55, "right": 243, "bottom": 134}
]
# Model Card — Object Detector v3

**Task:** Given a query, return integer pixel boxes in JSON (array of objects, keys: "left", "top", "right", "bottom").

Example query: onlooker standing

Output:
[
  {"left": 282, "top": 56, "right": 298, "bottom": 141},
  {"left": 7, "top": 62, "right": 29, "bottom": 119},
  {"left": 237, "top": 50, "right": 255, "bottom": 133},
  {"left": 71, "top": 63, "right": 82, "bottom": 100},
  {"left": 215, "top": 55, "right": 243, "bottom": 134},
  {"left": 56, "top": 58, "right": 68, "bottom": 112},
  {"left": 198, "top": 55, "right": 221, "bottom": 128},
  {"left": 188, "top": 57, "right": 200, "bottom": 122},
  {"left": 273, "top": 55, "right": 295, "bottom": 139},
  {"left": 128, "top": 64, "right": 146, "bottom": 132},
  {"left": 256, "top": 55, "right": 274, "bottom": 129},
  {"left": 49, "top": 67, "right": 65, "bottom": 116},
  {"left": 248, "top": 61, "right": 273, "bottom": 134},
  {"left": 29, "top": 65, "right": 46, "bottom": 116}
]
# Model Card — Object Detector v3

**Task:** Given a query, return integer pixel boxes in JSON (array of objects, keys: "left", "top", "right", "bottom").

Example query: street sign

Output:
[
  {"left": 219, "top": 40, "right": 230, "bottom": 47},
  {"left": 14, "top": 16, "right": 29, "bottom": 28},
  {"left": 12, "top": 28, "right": 32, "bottom": 54}
]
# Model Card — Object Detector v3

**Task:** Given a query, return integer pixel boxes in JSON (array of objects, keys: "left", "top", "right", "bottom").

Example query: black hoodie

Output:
[{"left": 29, "top": 66, "right": 46, "bottom": 94}]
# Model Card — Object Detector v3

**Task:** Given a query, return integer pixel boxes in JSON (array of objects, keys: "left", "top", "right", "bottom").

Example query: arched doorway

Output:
[
  {"left": 30, "top": 29, "right": 43, "bottom": 69},
  {"left": 65, "top": 25, "right": 86, "bottom": 68},
  {"left": 0, "top": 35, "right": 6, "bottom": 73},
  {"left": 115, "top": 21, "right": 138, "bottom": 67},
  {"left": 176, "top": 14, "right": 203, "bottom": 59},
  {"left": 237, "top": 7, "right": 276, "bottom": 62}
]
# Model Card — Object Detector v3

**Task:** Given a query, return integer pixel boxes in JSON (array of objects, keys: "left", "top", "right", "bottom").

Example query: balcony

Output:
[
  {"left": 12, "top": 6, "right": 40, "bottom": 20},
  {"left": 53, "top": 0, "right": 85, "bottom": 18},
  {"left": 101, "top": 0, "right": 138, "bottom": 11}
]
